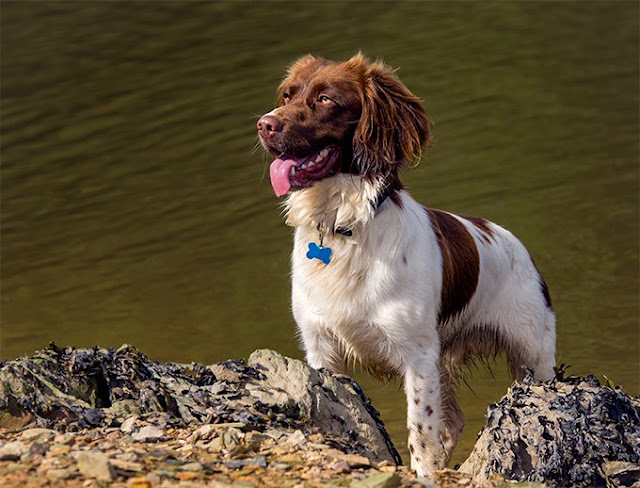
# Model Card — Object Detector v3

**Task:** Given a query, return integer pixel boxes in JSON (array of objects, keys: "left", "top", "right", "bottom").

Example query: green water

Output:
[{"left": 2, "top": 1, "right": 638, "bottom": 465}]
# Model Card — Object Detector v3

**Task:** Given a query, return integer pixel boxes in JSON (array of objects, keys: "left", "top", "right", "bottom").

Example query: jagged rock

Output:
[
  {"left": 3, "top": 344, "right": 638, "bottom": 488},
  {"left": 459, "top": 371, "right": 640, "bottom": 487},
  {"left": 246, "top": 349, "right": 398, "bottom": 463},
  {"left": 0, "top": 344, "right": 399, "bottom": 464}
]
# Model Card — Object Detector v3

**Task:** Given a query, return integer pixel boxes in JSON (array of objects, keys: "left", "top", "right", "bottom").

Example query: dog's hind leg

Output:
[
  {"left": 504, "top": 309, "right": 557, "bottom": 382},
  {"left": 439, "top": 367, "right": 464, "bottom": 465},
  {"left": 404, "top": 345, "right": 447, "bottom": 477}
]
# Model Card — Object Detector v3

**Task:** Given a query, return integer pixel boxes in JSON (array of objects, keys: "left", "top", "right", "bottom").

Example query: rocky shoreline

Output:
[{"left": 0, "top": 344, "right": 638, "bottom": 487}]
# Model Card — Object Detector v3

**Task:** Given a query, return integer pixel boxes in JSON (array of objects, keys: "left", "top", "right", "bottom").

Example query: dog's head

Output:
[{"left": 258, "top": 53, "right": 431, "bottom": 196}]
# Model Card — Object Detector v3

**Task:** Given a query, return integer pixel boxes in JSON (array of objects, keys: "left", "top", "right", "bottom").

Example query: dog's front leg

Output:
[
  {"left": 405, "top": 346, "right": 447, "bottom": 477},
  {"left": 298, "top": 323, "right": 347, "bottom": 374}
]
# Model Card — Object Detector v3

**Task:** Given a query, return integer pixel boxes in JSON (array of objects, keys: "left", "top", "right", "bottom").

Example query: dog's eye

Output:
[
  {"left": 317, "top": 95, "right": 332, "bottom": 103},
  {"left": 282, "top": 92, "right": 290, "bottom": 104}
]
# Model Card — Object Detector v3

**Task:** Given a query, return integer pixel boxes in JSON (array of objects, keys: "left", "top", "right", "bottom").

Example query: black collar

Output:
[{"left": 334, "top": 185, "right": 392, "bottom": 237}]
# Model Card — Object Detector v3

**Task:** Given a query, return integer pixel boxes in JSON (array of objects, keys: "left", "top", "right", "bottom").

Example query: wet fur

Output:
[{"left": 261, "top": 54, "right": 556, "bottom": 477}]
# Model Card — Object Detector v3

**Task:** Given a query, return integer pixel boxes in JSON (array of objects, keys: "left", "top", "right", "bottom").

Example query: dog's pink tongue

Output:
[{"left": 269, "top": 158, "right": 298, "bottom": 197}]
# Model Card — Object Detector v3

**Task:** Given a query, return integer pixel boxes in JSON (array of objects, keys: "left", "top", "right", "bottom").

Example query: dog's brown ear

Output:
[{"left": 352, "top": 56, "right": 431, "bottom": 177}]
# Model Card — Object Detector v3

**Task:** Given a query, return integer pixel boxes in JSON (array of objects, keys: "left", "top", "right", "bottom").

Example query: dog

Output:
[{"left": 257, "top": 53, "right": 556, "bottom": 477}]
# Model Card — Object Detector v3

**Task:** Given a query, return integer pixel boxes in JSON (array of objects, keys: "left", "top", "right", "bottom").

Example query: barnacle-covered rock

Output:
[{"left": 459, "top": 370, "right": 640, "bottom": 487}]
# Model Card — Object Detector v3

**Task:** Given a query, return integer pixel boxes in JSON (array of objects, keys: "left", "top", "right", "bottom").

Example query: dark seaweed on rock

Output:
[
  {"left": 460, "top": 371, "right": 640, "bottom": 488},
  {"left": 0, "top": 345, "right": 400, "bottom": 464}
]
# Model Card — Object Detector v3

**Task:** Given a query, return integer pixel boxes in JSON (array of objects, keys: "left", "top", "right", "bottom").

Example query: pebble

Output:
[
  {"left": 19, "top": 428, "right": 58, "bottom": 442},
  {"left": 28, "top": 441, "right": 49, "bottom": 457},
  {"left": 111, "top": 458, "right": 144, "bottom": 472},
  {"left": 221, "top": 428, "right": 241, "bottom": 450},
  {"left": 329, "top": 459, "right": 351, "bottom": 473},
  {"left": 342, "top": 453, "right": 372, "bottom": 468},
  {"left": 127, "top": 477, "right": 151, "bottom": 488},
  {"left": 286, "top": 429, "right": 306, "bottom": 447},
  {"left": 45, "top": 467, "right": 77, "bottom": 480},
  {"left": 180, "top": 461, "right": 203, "bottom": 471},
  {"left": 225, "top": 456, "right": 267, "bottom": 469},
  {"left": 120, "top": 416, "right": 138, "bottom": 434},
  {"left": 0, "top": 441, "right": 27, "bottom": 461},
  {"left": 351, "top": 472, "right": 401, "bottom": 488},
  {"left": 131, "top": 425, "right": 164, "bottom": 442},
  {"left": 75, "top": 451, "right": 115, "bottom": 481}
]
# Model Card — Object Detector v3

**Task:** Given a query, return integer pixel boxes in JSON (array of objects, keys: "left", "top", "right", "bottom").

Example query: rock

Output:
[
  {"left": 75, "top": 451, "right": 115, "bottom": 481},
  {"left": 225, "top": 456, "right": 267, "bottom": 469},
  {"left": 111, "top": 458, "right": 144, "bottom": 472},
  {"left": 0, "top": 345, "right": 398, "bottom": 464},
  {"left": 120, "top": 415, "right": 138, "bottom": 433},
  {"left": 127, "top": 478, "right": 152, "bottom": 488},
  {"left": 602, "top": 461, "right": 640, "bottom": 487},
  {"left": 460, "top": 372, "right": 640, "bottom": 487},
  {"left": 131, "top": 425, "right": 164, "bottom": 442},
  {"left": 0, "top": 441, "right": 27, "bottom": 461},
  {"left": 247, "top": 349, "right": 400, "bottom": 463},
  {"left": 132, "top": 425, "right": 164, "bottom": 442},
  {"left": 351, "top": 472, "right": 401, "bottom": 488},
  {"left": 180, "top": 462, "right": 203, "bottom": 472},
  {"left": 285, "top": 429, "right": 306, "bottom": 447},
  {"left": 28, "top": 441, "right": 49, "bottom": 457},
  {"left": 19, "top": 428, "right": 58, "bottom": 442},
  {"left": 45, "top": 467, "right": 77, "bottom": 480},
  {"left": 342, "top": 453, "right": 372, "bottom": 468},
  {"left": 221, "top": 427, "right": 241, "bottom": 450},
  {"left": 329, "top": 460, "right": 351, "bottom": 473}
]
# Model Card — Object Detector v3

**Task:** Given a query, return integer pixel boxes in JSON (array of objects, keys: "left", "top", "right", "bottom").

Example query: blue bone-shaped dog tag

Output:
[{"left": 306, "top": 242, "right": 332, "bottom": 265}]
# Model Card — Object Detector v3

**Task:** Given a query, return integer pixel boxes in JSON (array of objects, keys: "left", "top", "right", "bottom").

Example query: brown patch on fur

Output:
[
  {"left": 414, "top": 397, "right": 420, "bottom": 405},
  {"left": 460, "top": 214, "right": 496, "bottom": 245},
  {"left": 427, "top": 209, "right": 480, "bottom": 325},
  {"left": 409, "top": 444, "right": 415, "bottom": 454},
  {"left": 425, "top": 405, "right": 433, "bottom": 416}
]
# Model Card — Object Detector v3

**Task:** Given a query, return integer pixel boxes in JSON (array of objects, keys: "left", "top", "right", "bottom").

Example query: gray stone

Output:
[
  {"left": 247, "top": 349, "right": 399, "bottom": 463},
  {"left": 351, "top": 473, "right": 401, "bottom": 488},
  {"left": 19, "top": 427, "right": 58, "bottom": 442},
  {"left": 75, "top": 451, "right": 115, "bottom": 481},
  {"left": 460, "top": 373, "right": 640, "bottom": 487},
  {"left": 180, "top": 462, "right": 203, "bottom": 471},
  {"left": 45, "top": 467, "right": 76, "bottom": 480},
  {"left": 131, "top": 425, "right": 164, "bottom": 442},
  {"left": 225, "top": 455, "right": 267, "bottom": 469},
  {"left": 0, "top": 441, "right": 27, "bottom": 461},
  {"left": 120, "top": 415, "right": 138, "bottom": 433},
  {"left": 0, "top": 345, "right": 399, "bottom": 465}
]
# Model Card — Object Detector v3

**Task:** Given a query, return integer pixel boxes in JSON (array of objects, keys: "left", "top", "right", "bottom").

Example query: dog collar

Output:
[{"left": 307, "top": 186, "right": 392, "bottom": 264}]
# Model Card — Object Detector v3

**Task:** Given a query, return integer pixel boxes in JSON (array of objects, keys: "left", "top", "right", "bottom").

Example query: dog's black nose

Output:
[{"left": 257, "top": 115, "right": 283, "bottom": 137}]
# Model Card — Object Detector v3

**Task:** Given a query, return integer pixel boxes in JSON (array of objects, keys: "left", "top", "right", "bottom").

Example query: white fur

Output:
[{"left": 285, "top": 173, "right": 556, "bottom": 476}]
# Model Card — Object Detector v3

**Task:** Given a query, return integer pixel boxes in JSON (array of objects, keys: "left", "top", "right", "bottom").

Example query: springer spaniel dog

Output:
[{"left": 257, "top": 53, "right": 556, "bottom": 477}]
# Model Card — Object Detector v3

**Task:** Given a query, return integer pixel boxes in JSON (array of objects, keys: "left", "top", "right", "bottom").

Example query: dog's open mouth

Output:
[{"left": 269, "top": 146, "right": 341, "bottom": 196}]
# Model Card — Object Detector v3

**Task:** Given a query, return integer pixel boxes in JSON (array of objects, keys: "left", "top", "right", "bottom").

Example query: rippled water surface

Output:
[{"left": 2, "top": 2, "right": 638, "bottom": 464}]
